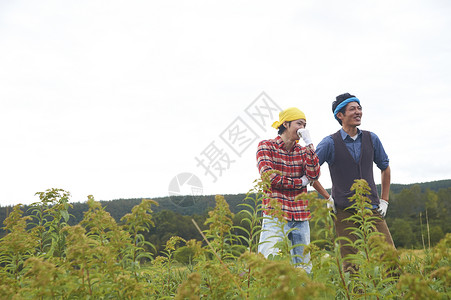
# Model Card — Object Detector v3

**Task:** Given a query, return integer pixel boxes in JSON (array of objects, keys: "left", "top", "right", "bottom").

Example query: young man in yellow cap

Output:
[
  {"left": 312, "top": 93, "right": 395, "bottom": 273},
  {"left": 256, "top": 107, "right": 320, "bottom": 273}
]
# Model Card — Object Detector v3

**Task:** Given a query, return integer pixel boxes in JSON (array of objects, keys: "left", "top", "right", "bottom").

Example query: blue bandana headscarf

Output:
[{"left": 333, "top": 97, "right": 360, "bottom": 120}]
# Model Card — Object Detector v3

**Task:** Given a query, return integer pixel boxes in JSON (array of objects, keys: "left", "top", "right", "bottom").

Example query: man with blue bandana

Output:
[{"left": 312, "top": 93, "right": 395, "bottom": 273}]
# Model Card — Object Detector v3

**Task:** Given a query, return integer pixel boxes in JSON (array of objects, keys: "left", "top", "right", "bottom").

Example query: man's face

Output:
[
  {"left": 284, "top": 118, "right": 306, "bottom": 140},
  {"left": 339, "top": 102, "right": 362, "bottom": 127}
]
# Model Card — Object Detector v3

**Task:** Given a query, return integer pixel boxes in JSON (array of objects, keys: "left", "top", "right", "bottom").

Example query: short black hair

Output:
[
  {"left": 277, "top": 121, "right": 291, "bottom": 135},
  {"left": 332, "top": 93, "right": 356, "bottom": 125}
]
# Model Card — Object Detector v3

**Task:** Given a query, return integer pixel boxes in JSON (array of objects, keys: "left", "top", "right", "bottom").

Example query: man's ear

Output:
[
  {"left": 337, "top": 112, "right": 344, "bottom": 121},
  {"left": 283, "top": 121, "right": 289, "bottom": 128}
]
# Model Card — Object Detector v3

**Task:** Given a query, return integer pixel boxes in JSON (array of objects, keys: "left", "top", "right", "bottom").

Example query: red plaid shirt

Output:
[{"left": 256, "top": 136, "right": 320, "bottom": 221}]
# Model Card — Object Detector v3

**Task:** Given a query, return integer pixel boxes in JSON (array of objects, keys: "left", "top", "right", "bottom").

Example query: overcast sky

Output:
[{"left": 1, "top": 0, "right": 450, "bottom": 207}]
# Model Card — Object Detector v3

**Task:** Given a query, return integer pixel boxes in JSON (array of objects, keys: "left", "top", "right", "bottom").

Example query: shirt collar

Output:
[
  {"left": 275, "top": 135, "right": 285, "bottom": 148},
  {"left": 275, "top": 135, "right": 300, "bottom": 151},
  {"left": 340, "top": 128, "right": 361, "bottom": 140}
]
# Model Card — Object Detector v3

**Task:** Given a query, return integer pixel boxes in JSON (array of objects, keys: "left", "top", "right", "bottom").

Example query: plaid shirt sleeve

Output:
[
  {"left": 302, "top": 144, "right": 321, "bottom": 181},
  {"left": 256, "top": 140, "right": 320, "bottom": 189}
]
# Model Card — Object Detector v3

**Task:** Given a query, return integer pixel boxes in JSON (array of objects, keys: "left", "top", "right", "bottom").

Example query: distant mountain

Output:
[
  {"left": 389, "top": 179, "right": 451, "bottom": 194},
  {"left": 309, "top": 180, "right": 451, "bottom": 201},
  {"left": 85, "top": 179, "right": 451, "bottom": 220}
]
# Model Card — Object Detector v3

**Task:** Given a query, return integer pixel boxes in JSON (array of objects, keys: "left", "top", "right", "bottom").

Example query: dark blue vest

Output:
[{"left": 329, "top": 130, "right": 379, "bottom": 209}]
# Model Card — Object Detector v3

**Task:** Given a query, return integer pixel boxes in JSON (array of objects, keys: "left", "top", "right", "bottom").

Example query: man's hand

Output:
[
  {"left": 327, "top": 195, "right": 336, "bottom": 213},
  {"left": 378, "top": 199, "right": 389, "bottom": 217},
  {"left": 297, "top": 128, "right": 312, "bottom": 145}
]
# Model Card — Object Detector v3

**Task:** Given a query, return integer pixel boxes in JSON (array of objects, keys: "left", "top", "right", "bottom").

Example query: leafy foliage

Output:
[
  {"left": 0, "top": 182, "right": 450, "bottom": 299},
  {"left": 2, "top": 180, "right": 450, "bottom": 251}
]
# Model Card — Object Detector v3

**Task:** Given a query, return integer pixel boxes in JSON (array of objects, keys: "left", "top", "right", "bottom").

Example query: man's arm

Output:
[
  {"left": 380, "top": 166, "right": 391, "bottom": 201},
  {"left": 312, "top": 180, "right": 336, "bottom": 212},
  {"left": 312, "top": 181, "right": 330, "bottom": 199},
  {"left": 376, "top": 165, "right": 391, "bottom": 217},
  {"left": 302, "top": 144, "right": 321, "bottom": 181},
  {"left": 257, "top": 141, "right": 311, "bottom": 189},
  {"left": 315, "top": 135, "right": 334, "bottom": 166},
  {"left": 311, "top": 135, "right": 333, "bottom": 198}
]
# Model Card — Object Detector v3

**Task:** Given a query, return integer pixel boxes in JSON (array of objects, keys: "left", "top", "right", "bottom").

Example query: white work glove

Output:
[
  {"left": 297, "top": 128, "right": 312, "bottom": 146},
  {"left": 327, "top": 195, "right": 336, "bottom": 213},
  {"left": 378, "top": 199, "right": 389, "bottom": 217},
  {"left": 300, "top": 175, "right": 310, "bottom": 186}
]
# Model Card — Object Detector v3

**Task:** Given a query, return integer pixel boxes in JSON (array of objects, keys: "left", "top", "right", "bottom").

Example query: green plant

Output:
[
  {"left": 0, "top": 204, "right": 36, "bottom": 296},
  {"left": 235, "top": 176, "right": 268, "bottom": 254},
  {"left": 203, "top": 195, "right": 237, "bottom": 260},
  {"left": 121, "top": 198, "right": 158, "bottom": 275},
  {"left": 1, "top": 183, "right": 450, "bottom": 299},
  {"left": 28, "top": 188, "right": 73, "bottom": 258}
]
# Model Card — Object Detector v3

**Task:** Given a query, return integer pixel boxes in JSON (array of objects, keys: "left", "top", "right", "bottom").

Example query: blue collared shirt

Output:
[{"left": 316, "top": 128, "right": 389, "bottom": 170}]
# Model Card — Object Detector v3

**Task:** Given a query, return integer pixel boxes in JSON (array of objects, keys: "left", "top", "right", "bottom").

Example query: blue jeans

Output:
[{"left": 258, "top": 213, "right": 312, "bottom": 273}]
